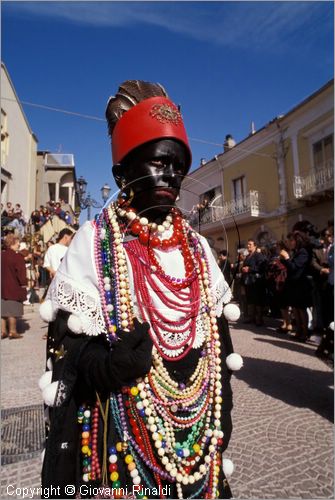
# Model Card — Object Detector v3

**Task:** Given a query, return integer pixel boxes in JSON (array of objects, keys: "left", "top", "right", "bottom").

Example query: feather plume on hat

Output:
[{"left": 105, "top": 80, "right": 168, "bottom": 137}]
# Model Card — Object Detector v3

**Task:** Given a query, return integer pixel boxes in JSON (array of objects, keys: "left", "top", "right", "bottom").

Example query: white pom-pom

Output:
[
  {"left": 67, "top": 314, "right": 83, "bottom": 334},
  {"left": 329, "top": 321, "right": 334, "bottom": 331},
  {"left": 42, "top": 381, "right": 58, "bottom": 406},
  {"left": 46, "top": 357, "right": 53, "bottom": 371},
  {"left": 41, "top": 448, "right": 45, "bottom": 463},
  {"left": 39, "top": 300, "right": 57, "bottom": 323},
  {"left": 226, "top": 353, "right": 243, "bottom": 371},
  {"left": 38, "top": 371, "right": 53, "bottom": 391},
  {"left": 222, "top": 458, "right": 234, "bottom": 477},
  {"left": 223, "top": 303, "right": 240, "bottom": 322}
]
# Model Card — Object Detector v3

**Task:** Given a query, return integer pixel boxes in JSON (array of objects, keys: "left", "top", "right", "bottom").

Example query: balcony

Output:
[
  {"left": 188, "top": 190, "right": 264, "bottom": 229},
  {"left": 45, "top": 153, "right": 75, "bottom": 169},
  {"left": 294, "top": 160, "right": 334, "bottom": 199}
]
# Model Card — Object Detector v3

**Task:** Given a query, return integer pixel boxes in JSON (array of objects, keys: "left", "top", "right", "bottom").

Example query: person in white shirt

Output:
[{"left": 43, "top": 228, "right": 74, "bottom": 278}]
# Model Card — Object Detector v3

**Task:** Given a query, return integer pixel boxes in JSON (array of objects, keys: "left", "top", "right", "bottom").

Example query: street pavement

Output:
[{"left": 0, "top": 305, "right": 333, "bottom": 499}]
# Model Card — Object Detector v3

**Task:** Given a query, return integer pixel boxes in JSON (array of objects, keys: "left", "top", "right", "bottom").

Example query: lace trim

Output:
[
  {"left": 193, "top": 314, "right": 206, "bottom": 349},
  {"left": 55, "top": 380, "right": 67, "bottom": 407},
  {"left": 47, "top": 277, "right": 106, "bottom": 337},
  {"left": 211, "top": 280, "right": 232, "bottom": 317}
]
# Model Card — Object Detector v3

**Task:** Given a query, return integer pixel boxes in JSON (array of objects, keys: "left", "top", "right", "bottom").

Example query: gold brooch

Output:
[
  {"left": 150, "top": 104, "right": 182, "bottom": 125},
  {"left": 55, "top": 344, "right": 67, "bottom": 362}
]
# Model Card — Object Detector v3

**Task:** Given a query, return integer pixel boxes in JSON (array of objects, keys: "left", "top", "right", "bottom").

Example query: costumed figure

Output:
[{"left": 40, "top": 81, "right": 243, "bottom": 499}]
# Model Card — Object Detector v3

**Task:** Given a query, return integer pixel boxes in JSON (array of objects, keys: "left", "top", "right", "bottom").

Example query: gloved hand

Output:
[{"left": 111, "top": 318, "right": 153, "bottom": 383}]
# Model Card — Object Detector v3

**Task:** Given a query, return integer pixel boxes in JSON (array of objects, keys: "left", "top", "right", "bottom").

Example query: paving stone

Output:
[{"left": 0, "top": 310, "right": 333, "bottom": 498}]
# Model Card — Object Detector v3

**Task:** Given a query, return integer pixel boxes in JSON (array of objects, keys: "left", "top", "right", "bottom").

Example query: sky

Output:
[{"left": 2, "top": 0, "right": 334, "bottom": 220}]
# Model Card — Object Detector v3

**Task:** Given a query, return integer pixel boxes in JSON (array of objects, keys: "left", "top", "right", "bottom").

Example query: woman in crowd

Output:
[
  {"left": 265, "top": 242, "right": 289, "bottom": 325},
  {"left": 280, "top": 231, "right": 313, "bottom": 342},
  {"left": 1, "top": 234, "right": 27, "bottom": 339},
  {"left": 218, "top": 250, "right": 232, "bottom": 286},
  {"left": 241, "top": 239, "right": 267, "bottom": 326},
  {"left": 40, "top": 80, "right": 241, "bottom": 499}
]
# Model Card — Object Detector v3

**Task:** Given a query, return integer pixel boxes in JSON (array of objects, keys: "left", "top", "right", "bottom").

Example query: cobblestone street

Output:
[{"left": 1, "top": 305, "right": 333, "bottom": 499}]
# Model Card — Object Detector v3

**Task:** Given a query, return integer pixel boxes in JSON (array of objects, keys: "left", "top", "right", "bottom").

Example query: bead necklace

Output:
[
  {"left": 127, "top": 240, "right": 200, "bottom": 360},
  {"left": 92, "top": 202, "right": 225, "bottom": 498},
  {"left": 116, "top": 204, "right": 186, "bottom": 253}
]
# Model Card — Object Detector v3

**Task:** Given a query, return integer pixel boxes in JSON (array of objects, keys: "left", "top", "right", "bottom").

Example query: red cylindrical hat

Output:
[{"left": 111, "top": 96, "right": 192, "bottom": 167}]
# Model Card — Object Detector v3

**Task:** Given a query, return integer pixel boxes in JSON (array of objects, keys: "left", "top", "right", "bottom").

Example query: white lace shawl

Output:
[{"left": 46, "top": 221, "right": 232, "bottom": 337}]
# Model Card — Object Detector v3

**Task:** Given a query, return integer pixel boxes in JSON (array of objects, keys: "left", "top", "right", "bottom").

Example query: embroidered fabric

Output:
[
  {"left": 193, "top": 314, "right": 206, "bottom": 349},
  {"left": 55, "top": 380, "right": 67, "bottom": 407},
  {"left": 47, "top": 276, "right": 106, "bottom": 337},
  {"left": 200, "top": 236, "right": 232, "bottom": 316},
  {"left": 46, "top": 221, "right": 106, "bottom": 337},
  {"left": 46, "top": 219, "right": 232, "bottom": 340},
  {"left": 211, "top": 279, "right": 232, "bottom": 317}
]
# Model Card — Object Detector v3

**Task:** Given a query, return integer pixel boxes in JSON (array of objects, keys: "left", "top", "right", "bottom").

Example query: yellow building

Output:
[{"left": 180, "top": 80, "right": 333, "bottom": 255}]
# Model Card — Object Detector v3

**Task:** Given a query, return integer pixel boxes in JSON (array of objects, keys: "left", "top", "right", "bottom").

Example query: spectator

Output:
[
  {"left": 54, "top": 202, "right": 66, "bottom": 220},
  {"left": 14, "top": 203, "right": 23, "bottom": 217},
  {"left": 43, "top": 228, "right": 74, "bottom": 279},
  {"left": 310, "top": 229, "right": 331, "bottom": 333},
  {"left": 232, "top": 248, "right": 248, "bottom": 318},
  {"left": 315, "top": 226, "right": 334, "bottom": 364},
  {"left": 2, "top": 202, "right": 13, "bottom": 217},
  {"left": 64, "top": 211, "right": 72, "bottom": 225},
  {"left": 280, "top": 231, "right": 313, "bottom": 342},
  {"left": 1, "top": 234, "right": 28, "bottom": 339},
  {"left": 31, "top": 210, "right": 41, "bottom": 231},
  {"left": 266, "top": 241, "right": 290, "bottom": 329},
  {"left": 218, "top": 249, "right": 233, "bottom": 285},
  {"left": 242, "top": 239, "right": 267, "bottom": 326},
  {"left": 7, "top": 210, "right": 25, "bottom": 237}
]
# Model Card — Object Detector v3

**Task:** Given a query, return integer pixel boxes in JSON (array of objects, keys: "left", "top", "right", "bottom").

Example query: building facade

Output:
[
  {"left": 179, "top": 80, "right": 334, "bottom": 255},
  {"left": 1, "top": 62, "right": 38, "bottom": 217},
  {"left": 36, "top": 151, "right": 78, "bottom": 213},
  {"left": 1, "top": 62, "right": 79, "bottom": 222}
]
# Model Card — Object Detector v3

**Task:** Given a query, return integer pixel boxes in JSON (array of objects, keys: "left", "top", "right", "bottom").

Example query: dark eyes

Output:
[
  {"left": 149, "top": 158, "right": 185, "bottom": 173},
  {"left": 150, "top": 159, "right": 165, "bottom": 167}
]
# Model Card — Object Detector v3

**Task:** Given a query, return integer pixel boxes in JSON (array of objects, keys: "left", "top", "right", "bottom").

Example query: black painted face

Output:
[{"left": 114, "top": 139, "right": 189, "bottom": 218}]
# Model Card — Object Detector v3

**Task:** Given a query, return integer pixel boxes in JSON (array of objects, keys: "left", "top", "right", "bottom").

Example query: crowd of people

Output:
[
  {"left": 1, "top": 197, "right": 77, "bottom": 341},
  {"left": 1, "top": 202, "right": 27, "bottom": 236},
  {"left": 2, "top": 193, "right": 333, "bottom": 366},
  {"left": 30, "top": 200, "right": 78, "bottom": 231},
  {"left": 217, "top": 219, "right": 334, "bottom": 365},
  {"left": 1, "top": 199, "right": 79, "bottom": 235}
]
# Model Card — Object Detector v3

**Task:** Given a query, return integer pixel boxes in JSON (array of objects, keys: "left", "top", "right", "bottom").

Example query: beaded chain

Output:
[{"left": 88, "top": 202, "right": 225, "bottom": 498}]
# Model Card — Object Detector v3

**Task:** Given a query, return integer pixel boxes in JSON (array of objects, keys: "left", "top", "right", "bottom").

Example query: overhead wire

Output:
[{"left": 2, "top": 96, "right": 276, "bottom": 159}]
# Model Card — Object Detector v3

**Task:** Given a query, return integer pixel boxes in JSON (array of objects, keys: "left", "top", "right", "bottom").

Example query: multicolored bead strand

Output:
[
  {"left": 91, "top": 202, "right": 227, "bottom": 498},
  {"left": 78, "top": 405, "right": 92, "bottom": 483}
]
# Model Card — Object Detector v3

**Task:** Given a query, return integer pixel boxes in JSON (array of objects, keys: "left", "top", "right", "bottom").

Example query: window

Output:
[
  {"left": 59, "top": 186, "right": 69, "bottom": 204},
  {"left": 313, "top": 134, "right": 334, "bottom": 168},
  {"left": 48, "top": 183, "right": 56, "bottom": 201},
  {"left": 197, "top": 187, "right": 222, "bottom": 224},
  {"left": 1, "top": 109, "right": 9, "bottom": 162},
  {"left": 200, "top": 188, "right": 215, "bottom": 207},
  {"left": 232, "top": 176, "right": 246, "bottom": 201}
]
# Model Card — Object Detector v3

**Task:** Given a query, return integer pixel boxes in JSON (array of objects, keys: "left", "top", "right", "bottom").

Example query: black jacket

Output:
[{"left": 42, "top": 311, "right": 234, "bottom": 499}]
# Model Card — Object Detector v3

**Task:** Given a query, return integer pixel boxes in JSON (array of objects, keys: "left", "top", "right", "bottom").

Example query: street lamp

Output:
[
  {"left": 101, "top": 183, "right": 112, "bottom": 203},
  {"left": 76, "top": 176, "right": 111, "bottom": 221}
]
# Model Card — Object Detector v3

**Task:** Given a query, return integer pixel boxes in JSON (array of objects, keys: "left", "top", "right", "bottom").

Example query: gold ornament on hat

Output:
[{"left": 150, "top": 103, "right": 182, "bottom": 125}]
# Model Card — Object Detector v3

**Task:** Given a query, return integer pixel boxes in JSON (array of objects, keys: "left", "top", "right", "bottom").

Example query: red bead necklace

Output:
[{"left": 126, "top": 239, "right": 201, "bottom": 360}]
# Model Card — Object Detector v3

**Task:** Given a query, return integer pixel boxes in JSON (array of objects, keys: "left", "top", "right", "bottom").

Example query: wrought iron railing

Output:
[
  {"left": 294, "top": 160, "right": 334, "bottom": 199},
  {"left": 188, "top": 190, "right": 262, "bottom": 227}
]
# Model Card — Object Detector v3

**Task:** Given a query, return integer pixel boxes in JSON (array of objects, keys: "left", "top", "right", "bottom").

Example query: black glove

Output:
[
  {"left": 111, "top": 318, "right": 153, "bottom": 382},
  {"left": 77, "top": 318, "right": 153, "bottom": 395}
]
